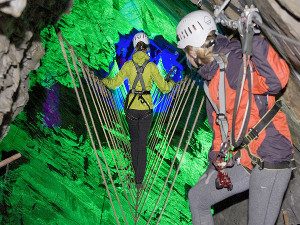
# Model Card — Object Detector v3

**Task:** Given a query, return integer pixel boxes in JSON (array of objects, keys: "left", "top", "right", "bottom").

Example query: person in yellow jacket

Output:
[{"left": 102, "top": 32, "right": 175, "bottom": 189}]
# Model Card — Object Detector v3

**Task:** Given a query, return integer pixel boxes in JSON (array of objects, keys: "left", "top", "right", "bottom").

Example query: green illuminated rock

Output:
[{"left": 0, "top": 0, "right": 215, "bottom": 224}]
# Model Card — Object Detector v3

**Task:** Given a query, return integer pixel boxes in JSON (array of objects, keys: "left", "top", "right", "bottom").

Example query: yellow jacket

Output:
[{"left": 102, "top": 51, "right": 175, "bottom": 110}]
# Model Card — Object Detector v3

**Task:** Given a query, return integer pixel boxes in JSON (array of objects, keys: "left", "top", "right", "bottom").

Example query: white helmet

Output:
[
  {"left": 133, "top": 32, "right": 149, "bottom": 48},
  {"left": 176, "top": 10, "right": 217, "bottom": 49}
]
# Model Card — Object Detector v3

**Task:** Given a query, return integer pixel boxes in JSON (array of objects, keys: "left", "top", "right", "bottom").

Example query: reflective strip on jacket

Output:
[
  {"left": 201, "top": 35, "right": 293, "bottom": 170},
  {"left": 102, "top": 51, "right": 174, "bottom": 110}
]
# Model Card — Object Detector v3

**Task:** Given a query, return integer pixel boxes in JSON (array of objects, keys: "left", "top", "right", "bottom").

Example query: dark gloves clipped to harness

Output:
[{"left": 212, "top": 142, "right": 235, "bottom": 191}]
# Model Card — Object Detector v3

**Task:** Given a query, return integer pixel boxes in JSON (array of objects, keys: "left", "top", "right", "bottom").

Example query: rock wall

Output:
[
  {"left": 254, "top": 0, "right": 300, "bottom": 152},
  {"left": 0, "top": 0, "right": 73, "bottom": 140}
]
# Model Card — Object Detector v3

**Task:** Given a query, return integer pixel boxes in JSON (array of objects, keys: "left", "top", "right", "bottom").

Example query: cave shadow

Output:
[{"left": 213, "top": 190, "right": 249, "bottom": 214}]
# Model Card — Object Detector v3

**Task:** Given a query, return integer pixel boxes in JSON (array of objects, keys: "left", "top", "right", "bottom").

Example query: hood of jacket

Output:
[
  {"left": 132, "top": 51, "right": 150, "bottom": 66},
  {"left": 197, "top": 35, "right": 242, "bottom": 81}
]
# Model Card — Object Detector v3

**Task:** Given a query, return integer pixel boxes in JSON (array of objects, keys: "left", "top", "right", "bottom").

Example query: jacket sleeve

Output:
[
  {"left": 102, "top": 61, "right": 129, "bottom": 90},
  {"left": 206, "top": 99, "right": 222, "bottom": 162},
  {"left": 150, "top": 63, "right": 175, "bottom": 93},
  {"left": 251, "top": 36, "right": 290, "bottom": 95}
]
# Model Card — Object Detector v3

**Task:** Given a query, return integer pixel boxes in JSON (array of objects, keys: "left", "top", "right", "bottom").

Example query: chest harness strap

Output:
[
  {"left": 125, "top": 60, "right": 151, "bottom": 111},
  {"left": 204, "top": 55, "right": 294, "bottom": 171},
  {"left": 204, "top": 54, "right": 228, "bottom": 143}
]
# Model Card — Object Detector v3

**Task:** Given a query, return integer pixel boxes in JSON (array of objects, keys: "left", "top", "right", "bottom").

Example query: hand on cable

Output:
[
  {"left": 239, "top": 5, "right": 262, "bottom": 55},
  {"left": 165, "top": 66, "right": 178, "bottom": 82},
  {"left": 189, "top": 0, "right": 203, "bottom": 7}
]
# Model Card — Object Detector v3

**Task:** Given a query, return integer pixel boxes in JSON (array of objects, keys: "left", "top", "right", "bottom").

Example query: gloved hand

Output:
[
  {"left": 239, "top": 5, "right": 262, "bottom": 55},
  {"left": 190, "top": 0, "right": 202, "bottom": 7},
  {"left": 165, "top": 66, "right": 178, "bottom": 82}
]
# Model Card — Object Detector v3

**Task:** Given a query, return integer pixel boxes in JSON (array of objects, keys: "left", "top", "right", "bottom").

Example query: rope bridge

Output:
[{"left": 57, "top": 31, "right": 205, "bottom": 225}]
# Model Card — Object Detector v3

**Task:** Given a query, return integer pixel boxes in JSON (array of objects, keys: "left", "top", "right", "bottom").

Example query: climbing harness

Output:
[
  {"left": 204, "top": 54, "right": 229, "bottom": 143},
  {"left": 204, "top": 54, "right": 235, "bottom": 191},
  {"left": 124, "top": 59, "right": 151, "bottom": 113},
  {"left": 202, "top": 1, "right": 297, "bottom": 191},
  {"left": 214, "top": 2, "right": 296, "bottom": 171},
  {"left": 215, "top": 3, "right": 257, "bottom": 149}
]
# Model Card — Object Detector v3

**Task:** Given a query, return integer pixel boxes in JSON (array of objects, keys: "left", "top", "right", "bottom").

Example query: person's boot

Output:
[{"left": 135, "top": 182, "right": 144, "bottom": 190}]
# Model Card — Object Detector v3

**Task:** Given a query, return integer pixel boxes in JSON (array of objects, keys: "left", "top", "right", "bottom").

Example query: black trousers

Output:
[{"left": 126, "top": 109, "right": 152, "bottom": 184}]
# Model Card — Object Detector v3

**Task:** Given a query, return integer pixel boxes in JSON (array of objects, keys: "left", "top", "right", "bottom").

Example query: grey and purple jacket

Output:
[{"left": 199, "top": 35, "right": 293, "bottom": 170}]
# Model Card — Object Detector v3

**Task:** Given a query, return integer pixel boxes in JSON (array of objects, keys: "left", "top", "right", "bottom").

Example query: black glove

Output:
[{"left": 165, "top": 66, "right": 178, "bottom": 82}]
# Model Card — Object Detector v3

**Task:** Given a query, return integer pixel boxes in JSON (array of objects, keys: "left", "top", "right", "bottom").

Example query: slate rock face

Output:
[
  {"left": 0, "top": 0, "right": 73, "bottom": 140},
  {"left": 0, "top": 0, "right": 300, "bottom": 224},
  {"left": 0, "top": 30, "right": 44, "bottom": 140}
]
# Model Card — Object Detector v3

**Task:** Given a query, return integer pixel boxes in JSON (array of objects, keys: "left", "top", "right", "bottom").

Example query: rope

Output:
[
  {"left": 90, "top": 72, "right": 137, "bottom": 194},
  {"left": 83, "top": 66, "right": 130, "bottom": 160},
  {"left": 101, "top": 83, "right": 130, "bottom": 136},
  {"left": 147, "top": 86, "right": 180, "bottom": 164},
  {"left": 80, "top": 61, "right": 137, "bottom": 204},
  {"left": 94, "top": 78, "right": 130, "bottom": 159},
  {"left": 156, "top": 95, "right": 205, "bottom": 224},
  {"left": 135, "top": 84, "right": 183, "bottom": 210},
  {"left": 253, "top": 18, "right": 300, "bottom": 47},
  {"left": 67, "top": 45, "right": 129, "bottom": 224},
  {"left": 146, "top": 80, "right": 188, "bottom": 174},
  {"left": 143, "top": 87, "right": 180, "bottom": 196},
  {"left": 146, "top": 86, "right": 202, "bottom": 225},
  {"left": 90, "top": 76, "right": 132, "bottom": 160},
  {"left": 142, "top": 80, "right": 187, "bottom": 192},
  {"left": 57, "top": 31, "right": 121, "bottom": 225},
  {"left": 135, "top": 80, "right": 195, "bottom": 222},
  {"left": 145, "top": 79, "right": 191, "bottom": 183},
  {"left": 92, "top": 78, "right": 137, "bottom": 196},
  {"left": 94, "top": 78, "right": 129, "bottom": 139},
  {"left": 141, "top": 80, "right": 190, "bottom": 200},
  {"left": 95, "top": 83, "right": 135, "bottom": 182}
]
